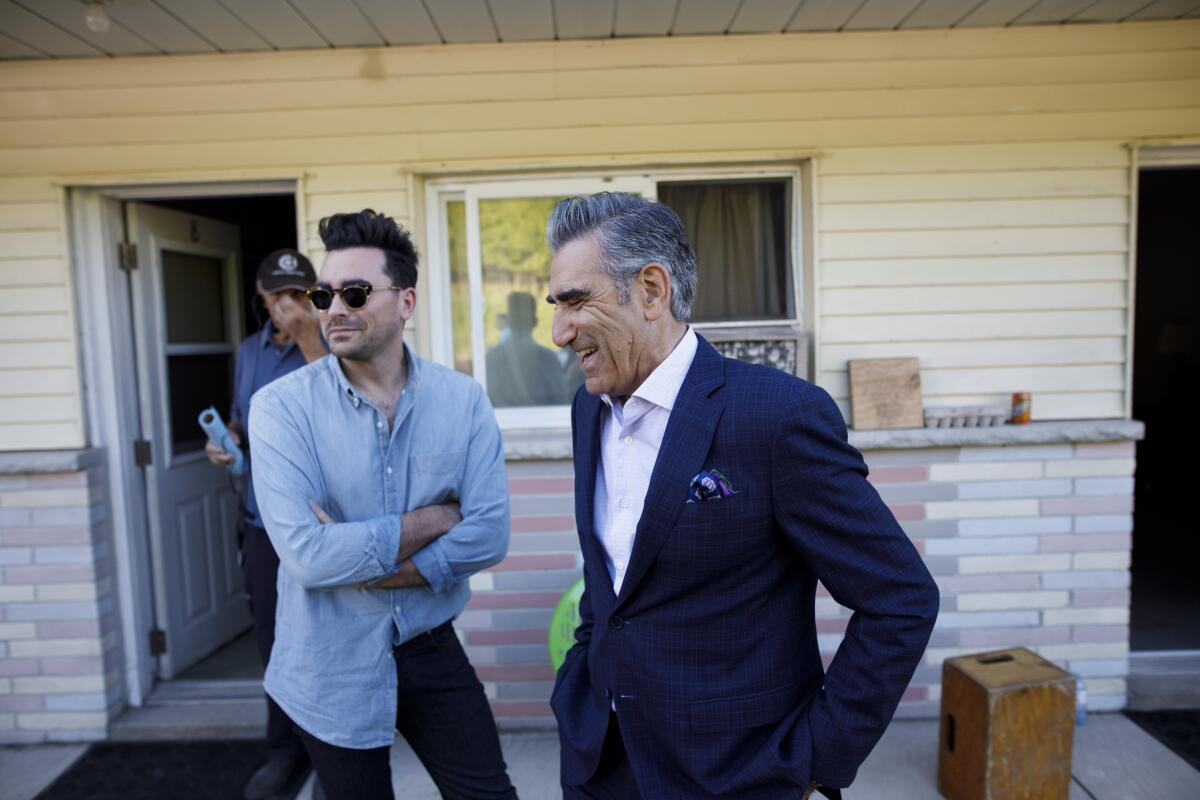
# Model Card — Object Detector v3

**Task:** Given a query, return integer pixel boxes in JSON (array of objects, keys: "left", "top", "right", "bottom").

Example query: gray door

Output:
[{"left": 126, "top": 202, "right": 249, "bottom": 678}]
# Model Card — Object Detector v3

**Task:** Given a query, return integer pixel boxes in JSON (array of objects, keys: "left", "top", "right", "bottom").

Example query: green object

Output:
[{"left": 548, "top": 576, "right": 585, "bottom": 671}]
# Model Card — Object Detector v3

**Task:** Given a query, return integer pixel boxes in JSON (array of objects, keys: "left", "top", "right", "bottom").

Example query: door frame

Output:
[{"left": 68, "top": 180, "right": 300, "bottom": 706}]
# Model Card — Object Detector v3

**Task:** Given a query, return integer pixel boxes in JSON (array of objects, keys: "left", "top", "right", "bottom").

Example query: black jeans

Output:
[
  {"left": 242, "top": 523, "right": 305, "bottom": 762},
  {"left": 296, "top": 622, "right": 517, "bottom": 800}
]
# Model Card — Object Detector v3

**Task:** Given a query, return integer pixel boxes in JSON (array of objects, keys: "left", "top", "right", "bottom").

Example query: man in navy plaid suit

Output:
[{"left": 544, "top": 193, "right": 939, "bottom": 799}]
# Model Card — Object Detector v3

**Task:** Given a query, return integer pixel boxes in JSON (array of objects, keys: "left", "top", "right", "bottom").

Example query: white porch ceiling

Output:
[{"left": 1, "top": 0, "right": 1198, "bottom": 60}]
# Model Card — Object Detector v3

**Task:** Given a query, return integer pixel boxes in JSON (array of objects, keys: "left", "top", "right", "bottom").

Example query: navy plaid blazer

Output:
[{"left": 551, "top": 336, "right": 939, "bottom": 799}]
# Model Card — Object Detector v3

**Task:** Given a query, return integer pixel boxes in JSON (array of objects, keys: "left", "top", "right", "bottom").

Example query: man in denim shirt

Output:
[{"left": 249, "top": 210, "right": 516, "bottom": 800}]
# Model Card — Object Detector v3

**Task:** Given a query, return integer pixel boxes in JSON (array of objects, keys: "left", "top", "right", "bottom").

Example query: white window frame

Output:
[{"left": 425, "top": 166, "right": 805, "bottom": 431}]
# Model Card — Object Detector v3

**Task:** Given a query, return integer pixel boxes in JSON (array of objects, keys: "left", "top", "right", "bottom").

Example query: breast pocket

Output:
[
  {"left": 408, "top": 450, "right": 467, "bottom": 504},
  {"left": 676, "top": 491, "right": 751, "bottom": 528}
]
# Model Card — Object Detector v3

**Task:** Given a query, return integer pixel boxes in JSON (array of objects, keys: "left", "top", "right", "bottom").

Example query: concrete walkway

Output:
[{"left": 3, "top": 714, "right": 1197, "bottom": 800}]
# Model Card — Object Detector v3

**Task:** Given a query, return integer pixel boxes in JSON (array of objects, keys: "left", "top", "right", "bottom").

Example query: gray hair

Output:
[{"left": 546, "top": 192, "right": 697, "bottom": 323}]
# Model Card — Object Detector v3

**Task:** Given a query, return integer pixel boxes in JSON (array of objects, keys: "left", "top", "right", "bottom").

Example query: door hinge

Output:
[
  {"left": 117, "top": 241, "right": 137, "bottom": 272},
  {"left": 148, "top": 628, "right": 167, "bottom": 656},
  {"left": 133, "top": 439, "right": 152, "bottom": 467}
]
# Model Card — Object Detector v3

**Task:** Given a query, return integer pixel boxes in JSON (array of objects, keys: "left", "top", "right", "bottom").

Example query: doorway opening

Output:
[
  {"left": 1129, "top": 166, "right": 1200, "bottom": 704},
  {"left": 126, "top": 193, "right": 298, "bottom": 688}
]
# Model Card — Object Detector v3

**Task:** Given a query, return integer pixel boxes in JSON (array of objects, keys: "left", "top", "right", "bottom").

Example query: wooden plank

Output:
[
  {"left": 0, "top": 30, "right": 40, "bottom": 59},
  {"left": 554, "top": 0, "right": 616, "bottom": 39},
  {"left": 902, "top": 0, "right": 982, "bottom": 28},
  {"left": 4, "top": 0, "right": 155, "bottom": 56},
  {"left": 2, "top": 17, "right": 1197, "bottom": 91},
  {"left": 1015, "top": 0, "right": 1100, "bottom": 24},
  {"left": 822, "top": 143, "right": 1130, "bottom": 175},
  {"left": 489, "top": 0, "right": 555, "bottom": 41},
  {"left": 0, "top": 177, "right": 59, "bottom": 203},
  {"left": 820, "top": 282, "right": 1128, "bottom": 315},
  {"left": 821, "top": 197, "right": 1129, "bottom": 231},
  {"left": 217, "top": 0, "right": 328, "bottom": 50},
  {"left": 104, "top": 0, "right": 216, "bottom": 54},
  {"left": 0, "top": 231, "right": 63, "bottom": 259},
  {"left": 422, "top": 0, "right": 497, "bottom": 44},
  {"left": 287, "top": 0, "right": 385, "bottom": 47},
  {"left": 0, "top": 285, "right": 71, "bottom": 314},
  {"left": 848, "top": 358, "right": 925, "bottom": 430},
  {"left": 845, "top": 0, "right": 926, "bottom": 30},
  {"left": 820, "top": 309, "right": 1127, "bottom": 344},
  {"left": 305, "top": 191, "right": 410, "bottom": 221},
  {"left": 614, "top": 0, "right": 676, "bottom": 36},
  {"left": 4, "top": 78, "right": 1195, "bottom": 148},
  {"left": 1074, "top": 0, "right": 1164, "bottom": 22},
  {"left": 0, "top": 258, "right": 67, "bottom": 286},
  {"left": 0, "top": 311, "right": 71, "bottom": 339},
  {"left": 153, "top": 0, "right": 271, "bottom": 52},
  {"left": 1, "top": 107, "right": 1193, "bottom": 176},
  {"left": 820, "top": 226, "right": 1130, "bottom": 260},
  {"left": 824, "top": 337, "right": 1126, "bottom": 369},
  {"left": 0, "top": 340, "right": 77, "bottom": 369},
  {"left": 819, "top": 169, "right": 1129, "bottom": 202},
  {"left": 354, "top": 0, "right": 442, "bottom": 45},
  {"left": 820, "top": 254, "right": 1128, "bottom": 287},
  {"left": 672, "top": 0, "right": 743, "bottom": 35},
  {"left": 0, "top": 367, "right": 78, "bottom": 396},
  {"left": 824, "top": 364, "right": 1125, "bottom": 397},
  {"left": 959, "top": 0, "right": 1046, "bottom": 28},
  {"left": 305, "top": 165, "right": 410, "bottom": 193},
  {"left": 728, "top": 0, "right": 802, "bottom": 32},
  {"left": 1131, "top": 0, "right": 1200, "bottom": 20},
  {"left": 0, "top": 420, "right": 83, "bottom": 450},
  {"left": 0, "top": 203, "right": 60, "bottom": 231},
  {"left": 0, "top": 0, "right": 103, "bottom": 58},
  {"left": 0, "top": 394, "right": 81, "bottom": 421},
  {"left": 787, "top": 0, "right": 862, "bottom": 30}
]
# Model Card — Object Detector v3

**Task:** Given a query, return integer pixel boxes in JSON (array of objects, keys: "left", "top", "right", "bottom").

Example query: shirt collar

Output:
[
  {"left": 601, "top": 327, "right": 697, "bottom": 413},
  {"left": 328, "top": 343, "right": 421, "bottom": 409}
]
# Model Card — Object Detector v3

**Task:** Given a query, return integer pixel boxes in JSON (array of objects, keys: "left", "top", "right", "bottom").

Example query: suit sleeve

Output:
[{"left": 771, "top": 385, "right": 939, "bottom": 789}]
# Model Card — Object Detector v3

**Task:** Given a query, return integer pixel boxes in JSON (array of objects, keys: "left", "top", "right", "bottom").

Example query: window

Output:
[{"left": 427, "top": 168, "right": 803, "bottom": 428}]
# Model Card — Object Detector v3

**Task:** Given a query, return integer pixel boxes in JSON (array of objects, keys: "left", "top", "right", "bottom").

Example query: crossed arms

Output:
[{"left": 247, "top": 386, "right": 509, "bottom": 592}]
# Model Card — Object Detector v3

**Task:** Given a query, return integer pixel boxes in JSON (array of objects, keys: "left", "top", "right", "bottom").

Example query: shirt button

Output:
[
  {"left": 377, "top": 421, "right": 384, "bottom": 429},
  {"left": 394, "top": 606, "right": 401, "bottom": 612},
  {"left": 618, "top": 497, "right": 629, "bottom": 509},
  {"left": 615, "top": 560, "right": 624, "bottom": 571},
  {"left": 386, "top": 466, "right": 393, "bottom": 475},
  {"left": 623, "top": 436, "right": 633, "bottom": 445}
]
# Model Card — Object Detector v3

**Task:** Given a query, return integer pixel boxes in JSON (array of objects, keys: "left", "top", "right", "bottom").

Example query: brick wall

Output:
[
  {"left": 0, "top": 456, "right": 125, "bottom": 743},
  {"left": 469, "top": 438, "right": 1134, "bottom": 726}
]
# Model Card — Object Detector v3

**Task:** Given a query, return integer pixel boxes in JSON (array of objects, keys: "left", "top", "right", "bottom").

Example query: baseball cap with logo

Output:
[{"left": 257, "top": 249, "right": 317, "bottom": 293}]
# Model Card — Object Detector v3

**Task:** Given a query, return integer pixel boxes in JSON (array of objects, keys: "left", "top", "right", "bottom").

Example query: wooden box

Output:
[{"left": 938, "top": 648, "right": 1076, "bottom": 800}]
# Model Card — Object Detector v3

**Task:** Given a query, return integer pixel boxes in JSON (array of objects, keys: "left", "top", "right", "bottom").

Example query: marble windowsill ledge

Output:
[
  {"left": 0, "top": 447, "right": 106, "bottom": 475},
  {"left": 502, "top": 419, "right": 1145, "bottom": 461}
]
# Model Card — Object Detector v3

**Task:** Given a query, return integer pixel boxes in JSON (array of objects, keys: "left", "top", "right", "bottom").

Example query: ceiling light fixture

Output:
[{"left": 85, "top": 1, "right": 112, "bottom": 34}]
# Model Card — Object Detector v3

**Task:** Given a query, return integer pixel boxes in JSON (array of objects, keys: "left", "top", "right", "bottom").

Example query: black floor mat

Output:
[
  {"left": 1125, "top": 710, "right": 1200, "bottom": 772},
  {"left": 35, "top": 740, "right": 309, "bottom": 800}
]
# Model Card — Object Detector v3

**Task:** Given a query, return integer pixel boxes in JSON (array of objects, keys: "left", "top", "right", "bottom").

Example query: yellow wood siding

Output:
[{"left": 0, "top": 20, "right": 1198, "bottom": 448}]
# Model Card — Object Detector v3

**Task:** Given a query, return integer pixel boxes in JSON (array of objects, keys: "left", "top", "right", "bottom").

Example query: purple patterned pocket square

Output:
[{"left": 687, "top": 469, "right": 737, "bottom": 502}]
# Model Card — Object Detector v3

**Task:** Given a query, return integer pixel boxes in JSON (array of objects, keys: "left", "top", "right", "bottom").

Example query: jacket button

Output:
[{"left": 609, "top": 615, "right": 624, "bottom": 629}]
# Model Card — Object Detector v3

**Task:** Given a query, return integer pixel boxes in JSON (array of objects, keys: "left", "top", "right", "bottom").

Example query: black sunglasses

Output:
[{"left": 306, "top": 282, "right": 404, "bottom": 311}]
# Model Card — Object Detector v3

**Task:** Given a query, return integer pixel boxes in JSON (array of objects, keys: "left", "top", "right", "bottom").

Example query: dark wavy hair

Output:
[{"left": 318, "top": 209, "right": 418, "bottom": 289}]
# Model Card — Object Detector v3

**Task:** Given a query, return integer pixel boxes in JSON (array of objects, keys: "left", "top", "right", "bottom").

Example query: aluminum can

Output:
[{"left": 1011, "top": 392, "right": 1031, "bottom": 424}]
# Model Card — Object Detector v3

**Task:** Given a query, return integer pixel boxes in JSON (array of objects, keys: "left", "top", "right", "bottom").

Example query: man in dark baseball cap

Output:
[{"left": 207, "top": 247, "right": 327, "bottom": 800}]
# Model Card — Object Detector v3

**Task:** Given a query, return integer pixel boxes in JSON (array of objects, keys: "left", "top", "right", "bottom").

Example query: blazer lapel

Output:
[
  {"left": 572, "top": 389, "right": 615, "bottom": 601},
  {"left": 615, "top": 338, "right": 726, "bottom": 608}
]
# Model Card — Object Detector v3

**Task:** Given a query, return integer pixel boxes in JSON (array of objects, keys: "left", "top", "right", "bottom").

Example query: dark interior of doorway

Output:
[
  {"left": 1130, "top": 167, "right": 1200, "bottom": 652},
  {"left": 142, "top": 193, "right": 298, "bottom": 681}
]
